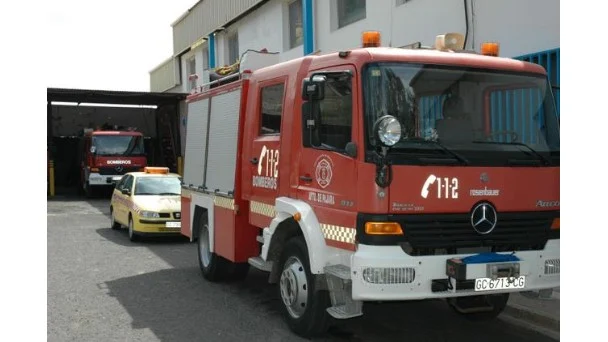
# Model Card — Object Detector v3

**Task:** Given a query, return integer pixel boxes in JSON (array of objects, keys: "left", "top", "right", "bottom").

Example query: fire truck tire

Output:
[
  {"left": 110, "top": 207, "right": 121, "bottom": 230},
  {"left": 85, "top": 182, "right": 93, "bottom": 198},
  {"left": 128, "top": 216, "right": 139, "bottom": 242},
  {"left": 447, "top": 293, "right": 510, "bottom": 321},
  {"left": 197, "top": 214, "right": 228, "bottom": 281},
  {"left": 277, "top": 236, "right": 331, "bottom": 338}
]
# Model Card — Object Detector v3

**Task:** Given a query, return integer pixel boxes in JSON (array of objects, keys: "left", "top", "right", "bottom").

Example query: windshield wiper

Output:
[
  {"left": 159, "top": 192, "right": 181, "bottom": 195},
  {"left": 472, "top": 141, "right": 551, "bottom": 166},
  {"left": 401, "top": 138, "right": 470, "bottom": 165}
]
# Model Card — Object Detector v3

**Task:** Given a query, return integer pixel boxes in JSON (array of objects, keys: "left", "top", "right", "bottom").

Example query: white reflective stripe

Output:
[
  {"left": 321, "top": 224, "right": 356, "bottom": 244},
  {"left": 214, "top": 196, "right": 235, "bottom": 210},
  {"left": 250, "top": 201, "right": 275, "bottom": 217}
]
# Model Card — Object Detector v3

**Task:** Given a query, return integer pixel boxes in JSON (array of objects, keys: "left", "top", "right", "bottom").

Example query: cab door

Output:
[{"left": 296, "top": 66, "right": 359, "bottom": 233}]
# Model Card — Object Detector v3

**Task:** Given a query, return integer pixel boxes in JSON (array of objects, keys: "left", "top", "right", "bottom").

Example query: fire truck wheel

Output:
[
  {"left": 277, "top": 236, "right": 331, "bottom": 338},
  {"left": 197, "top": 214, "right": 227, "bottom": 281},
  {"left": 447, "top": 293, "right": 510, "bottom": 321},
  {"left": 110, "top": 207, "right": 121, "bottom": 230},
  {"left": 84, "top": 182, "right": 93, "bottom": 198},
  {"left": 128, "top": 216, "right": 139, "bottom": 242}
]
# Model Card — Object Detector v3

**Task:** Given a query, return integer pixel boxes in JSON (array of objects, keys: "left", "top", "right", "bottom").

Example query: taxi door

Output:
[{"left": 114, "top": 174, "right": 134, "bottom": 225}]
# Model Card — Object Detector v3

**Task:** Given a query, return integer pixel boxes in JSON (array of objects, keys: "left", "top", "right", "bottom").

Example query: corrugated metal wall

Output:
[
  {"left": 417, "top": 48, "right": 560, "bottom": 143},
  {"left": 172, "top": 0, "right": 265, "bottom": 55},
  {"left": 514, "top": 48, "right": 560, "bottom": 118},
  {"left": 150, "top": 58, "right": 179, "bottom": 92}
]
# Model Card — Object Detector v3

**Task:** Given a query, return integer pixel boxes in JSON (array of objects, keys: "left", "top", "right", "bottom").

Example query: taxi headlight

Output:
[{"left": 140, "top": 211, "right": 160, "bottom": 218}]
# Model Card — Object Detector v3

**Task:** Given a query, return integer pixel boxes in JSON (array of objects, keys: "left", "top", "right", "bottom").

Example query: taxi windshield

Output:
[{"left": 134, "top": 176, "right": 181, "bottom": 195}]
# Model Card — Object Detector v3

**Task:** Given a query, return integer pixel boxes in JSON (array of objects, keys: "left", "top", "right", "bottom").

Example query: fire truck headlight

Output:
[
  {"left": 140, "top": 211, "right": 160, "bottom": 218},
  {"left": 374, "top": 115, "right": 401, "bottom": 147}
]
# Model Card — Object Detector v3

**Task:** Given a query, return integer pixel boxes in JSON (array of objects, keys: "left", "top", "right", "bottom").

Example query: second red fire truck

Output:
[
  {"left": 79, "top": 127, "right": 147, "bottom": 197},
  {"left": 180, "top": 32, "right": 560, "bottom": 337}
]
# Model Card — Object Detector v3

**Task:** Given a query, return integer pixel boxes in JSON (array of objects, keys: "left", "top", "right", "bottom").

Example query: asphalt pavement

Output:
[{"left": 48, "top": 198, "right": 559, "bottom": 341}]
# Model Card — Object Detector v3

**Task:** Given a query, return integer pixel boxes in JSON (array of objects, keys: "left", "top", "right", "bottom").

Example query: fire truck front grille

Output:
[
  {"left": 98, "top": 167, "right": 141, "bottom": 175},
  {"left": 396, "top": 212, "right": 558, "bottom": 256}
]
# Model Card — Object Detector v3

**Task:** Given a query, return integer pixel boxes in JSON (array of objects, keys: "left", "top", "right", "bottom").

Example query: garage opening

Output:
[{"left": 47, "top": 88, "right": 187, "bottom": 198}]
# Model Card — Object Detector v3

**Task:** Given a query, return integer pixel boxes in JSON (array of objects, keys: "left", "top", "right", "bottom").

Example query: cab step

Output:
[
  {"left": 323, "top": 265, "right": 362, "bottom": 319},
  {"left": 248, "top": 256, "right": 273, "bottom": 272}
]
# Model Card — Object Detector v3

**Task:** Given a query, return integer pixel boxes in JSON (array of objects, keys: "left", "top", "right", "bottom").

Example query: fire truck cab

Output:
[
  {"left": 181, "top": 33, "right": 560, "bottom": 337},
  {"left": 79, "top": 127, "right": 147, "bottom": 197}
]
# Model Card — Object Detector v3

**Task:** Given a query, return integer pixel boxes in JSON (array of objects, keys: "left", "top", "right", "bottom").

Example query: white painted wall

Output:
[
  {"left": 314, "top": 0, "right": 559, "bottom": 57},
  {"left": 471, "top": 0, "right": 559, "bottom": 57},
  {"left": 177, "top": 42, "right": 211, "bottom": 93},
  {"left": 155, "top": 0, "right": 558, "bottom": 94},
  {"left": 238, "top": 0, "right": 286, "bottom": 56}
]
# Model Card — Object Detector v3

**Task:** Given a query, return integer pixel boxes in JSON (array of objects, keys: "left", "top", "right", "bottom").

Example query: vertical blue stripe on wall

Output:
[
  {"left": 208, "top": 33, "right": 216, "bottom": 69},
  {"left": 514, "top": 48, "right": 559, "bottom": 118},
  {"left": 303, "top": 0, "right": 314, "bottom": 55}
]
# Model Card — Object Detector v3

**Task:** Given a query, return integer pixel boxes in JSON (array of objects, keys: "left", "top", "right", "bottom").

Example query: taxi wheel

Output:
[
  {"left": 128, "top": 216, "right": 139, "bottom": 242},
  {"left": 110, "top": 207, "right": 121, "bottom": 230}
]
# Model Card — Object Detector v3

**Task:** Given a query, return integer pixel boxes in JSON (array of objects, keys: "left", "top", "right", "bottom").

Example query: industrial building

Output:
[
  {"left": 149, "top": 0, "right": 559, "bottom": 93},
  {"left": 148, "top": 0, "right": 559, "bottom": 162}
]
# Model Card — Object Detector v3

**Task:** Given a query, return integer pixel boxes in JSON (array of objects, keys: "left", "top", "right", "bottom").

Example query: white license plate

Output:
[
  {"left": 166, "top": 221, "right": 181, "bottom": 228},
  {"left": 474, "top": 276, "right": 526, "bottom": 291}
]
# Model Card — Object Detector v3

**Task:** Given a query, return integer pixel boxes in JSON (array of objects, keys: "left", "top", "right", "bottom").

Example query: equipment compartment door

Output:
[{"left": 242, "top": 78, "right": 286, "bottom": 227}]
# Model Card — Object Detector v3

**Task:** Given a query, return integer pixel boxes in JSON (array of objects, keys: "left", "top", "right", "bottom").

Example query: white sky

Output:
[{"left": 46, "top": 0, "right": 196, "bottom": 91}]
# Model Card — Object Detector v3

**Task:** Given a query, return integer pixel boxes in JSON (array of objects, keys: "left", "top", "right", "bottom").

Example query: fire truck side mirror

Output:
[
  {"left": 90, "top": 146, "right": 96, "bottom": 154},
  {"left": 302, "top": 75, "right": 326, "bottom": 101},
  {"left": 345, "top": 142, "right": 357, "bottom": 158}
]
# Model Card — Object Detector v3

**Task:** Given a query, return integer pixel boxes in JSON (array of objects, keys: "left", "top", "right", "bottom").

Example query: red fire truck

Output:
[
  {"left": 180, "top": 33, "right": 560, "bottom": 337},
  {"left": 79, "top": 127, "right": 147, "bottom": 197}
]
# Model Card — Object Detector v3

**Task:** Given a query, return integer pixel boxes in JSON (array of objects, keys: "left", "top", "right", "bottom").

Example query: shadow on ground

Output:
[{"left": 104, "top": 266, "right": 557, "bottom": 342}]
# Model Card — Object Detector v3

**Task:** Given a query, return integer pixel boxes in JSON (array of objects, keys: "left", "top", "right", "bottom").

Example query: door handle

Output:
[
  {"left": 250, "top": 157, "right": 259, "bottom": 165},
  {"left": 300, "top": 175, "right": 313, "bottom": 182}
]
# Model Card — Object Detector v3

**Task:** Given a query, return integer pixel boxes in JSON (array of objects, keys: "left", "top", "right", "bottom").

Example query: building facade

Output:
[
  {"left": 150, "top": 0, "right": 559, "bottom": 93},
  {"left": 149, "top": 0, "right": 559, "bottom": 154}
]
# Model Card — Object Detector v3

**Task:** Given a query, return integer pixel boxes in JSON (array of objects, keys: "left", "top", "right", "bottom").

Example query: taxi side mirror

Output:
[{"left": 121, "top": 188, "right": 131, "bottom": 196}]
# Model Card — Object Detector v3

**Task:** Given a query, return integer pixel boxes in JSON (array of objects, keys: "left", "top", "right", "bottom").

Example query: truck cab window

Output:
[
  {"left": 260, "top": 83, "right": 285, "bottom": 135},
  {"left": 317, "top": 75, "right": 352, "bottom": 150}
]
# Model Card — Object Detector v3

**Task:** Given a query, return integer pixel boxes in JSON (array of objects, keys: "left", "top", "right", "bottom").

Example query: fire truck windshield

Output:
[
  {"left": 362, "top": 62, "right": 560, "bottom": 166},
  {"left": 92, "top": 135, "right": 145, "bottom": 156}
]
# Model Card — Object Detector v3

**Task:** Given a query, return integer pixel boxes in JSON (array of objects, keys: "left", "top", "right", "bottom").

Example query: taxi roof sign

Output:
[{"left": 144, "top": 167, "right": 170, "bottom": 174}]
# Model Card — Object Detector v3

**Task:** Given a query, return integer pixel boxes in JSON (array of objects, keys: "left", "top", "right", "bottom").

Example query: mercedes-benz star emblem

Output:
[
  {"left": 115, "top": 166, "right": 123, "bottom": 173},
  {"left": 480, "top": 172, "right": 489, "bottom": 183},
  {"left": 471, "top": 202, "right": 498, "bottom": 235}
]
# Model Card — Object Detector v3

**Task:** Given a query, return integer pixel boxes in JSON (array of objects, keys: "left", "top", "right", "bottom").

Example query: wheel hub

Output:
[
  {"left": 279, "top": 256, "right": 308, "bottom": 318},
  {"left": 199, "top": 224, "right": 212, "bottom": 267}
]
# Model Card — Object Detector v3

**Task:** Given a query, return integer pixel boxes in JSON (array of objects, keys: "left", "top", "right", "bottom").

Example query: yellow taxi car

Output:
[{"left": 109, "top": 167, "right": 182, "bottom": 242}]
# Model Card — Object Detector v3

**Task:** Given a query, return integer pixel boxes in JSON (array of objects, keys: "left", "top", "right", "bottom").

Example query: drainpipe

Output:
[
  {"left": 208, "top": 33, "right": 216, "bottom": 69},
  {"left": 303, "top": 0, "right": 314, "bottom": 55},
  {"left": 463, "top": 0, "right": 470, "bottom": 50}
]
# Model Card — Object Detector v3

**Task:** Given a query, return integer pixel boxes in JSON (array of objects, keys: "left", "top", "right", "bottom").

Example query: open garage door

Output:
[{"left": 47, "top": 88, "right": 187, "bottom": 197}]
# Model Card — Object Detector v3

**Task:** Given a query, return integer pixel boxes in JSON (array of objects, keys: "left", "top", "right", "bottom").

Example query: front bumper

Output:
[
  {"left": 88, "top": 173, "right": 122, "bottom": 186},
  {"left": 133, "top": 218, "right": 181, "bottom": 234},
  {"left": 351, "top": 239, "right": 559, "bottom": 301}
]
